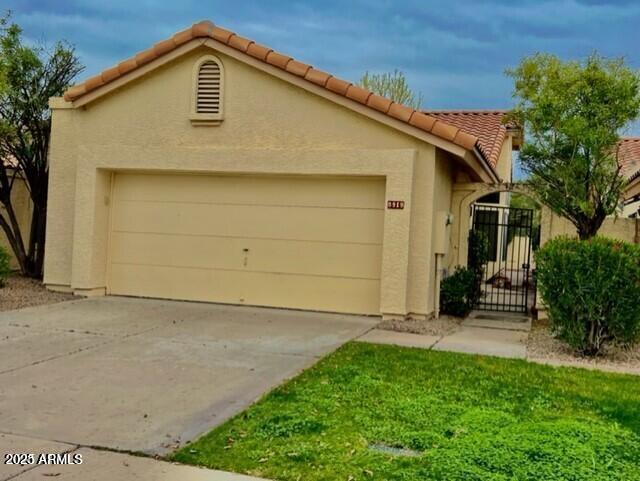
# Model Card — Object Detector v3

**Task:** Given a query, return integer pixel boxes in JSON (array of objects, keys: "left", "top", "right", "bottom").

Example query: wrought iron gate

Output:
[{"left": 469, "top": 204, "right": 535, "bottom": 313}]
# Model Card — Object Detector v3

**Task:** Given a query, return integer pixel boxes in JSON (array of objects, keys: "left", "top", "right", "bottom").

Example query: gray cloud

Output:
[{"left": 5, "top": 0, "right": 640, "bottom": 128}]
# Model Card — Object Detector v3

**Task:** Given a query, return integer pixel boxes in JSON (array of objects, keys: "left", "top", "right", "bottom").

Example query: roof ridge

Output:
[
  {"left": 62, "top": 20, "right": 498, "bottom": 175},
  {"left": 423, "top": 109, "right": 508, "bottom": 114}
]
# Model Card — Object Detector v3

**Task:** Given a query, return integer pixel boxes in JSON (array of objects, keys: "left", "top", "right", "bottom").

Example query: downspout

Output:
[{"left": 434, "top": 253, "right": 443, "bottom": 319}]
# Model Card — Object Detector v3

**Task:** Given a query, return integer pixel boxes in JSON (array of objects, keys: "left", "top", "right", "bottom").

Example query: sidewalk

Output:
[{"left": 357, "top": 316, "right": 529, "bottom": 359}]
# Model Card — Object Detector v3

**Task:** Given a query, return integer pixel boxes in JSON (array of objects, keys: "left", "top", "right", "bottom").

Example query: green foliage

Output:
[
  {"left": 359, "top": 70, "right": 423, "bottom": 109},
  {"left": 0, "top": 244, "right": 10, "bottom": 286},
  {"left": 536, "top": 236, "right": 640, "bottom": 355},
  {"left": 467, "top": 229, "right": 490, "bottom": 272},
  {"left": 172, "top": 343, "right": 640, "bottom": 480},
  {"left": 440, "top": 266, "right": 477, "bottom": 317},
  {"left": 509, "top": 193, "right": 541, "bottom": 249},
  {"left": 0, "top": 12, "right": 83, "bottom": 277},
  {"left": 439, "top": 231, "right": 490, "bottom": 317},
  {"left": 507, "top": 53, "right": 640, "bottom": 239}
]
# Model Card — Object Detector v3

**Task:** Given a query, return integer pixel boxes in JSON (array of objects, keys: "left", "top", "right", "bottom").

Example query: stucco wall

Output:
[
  {"left": 494, "top": 135, "right": 513, "bottom": 183},
  {"left": 0, "top": 176, "right": 32, "bottom": 269},
  {"left": 45, "top": 44, "right": 463, "bottom": 318},
  {"left": 540, "top": 206, "right": 639, "bottom": 245}
]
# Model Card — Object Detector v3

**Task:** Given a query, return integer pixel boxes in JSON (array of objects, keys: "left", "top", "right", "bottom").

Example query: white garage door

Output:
[{"left": 108, "top": 173, "right": 385, "bottom": 314}]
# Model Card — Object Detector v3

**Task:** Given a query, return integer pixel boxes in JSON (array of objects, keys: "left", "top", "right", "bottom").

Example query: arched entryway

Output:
[{"left": 450, "top": 183, "right": 540, "bottom": 314}]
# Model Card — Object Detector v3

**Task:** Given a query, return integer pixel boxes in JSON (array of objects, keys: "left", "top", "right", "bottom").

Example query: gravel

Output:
[
  {"left": 0, "top": 274, "right": 77, "bottom": 312},
  {"left": 377, "top": 315, "right": 461, "bottom": 337},
  {"left": 527, "top": 325, "right": 640, "bottom": 376}
]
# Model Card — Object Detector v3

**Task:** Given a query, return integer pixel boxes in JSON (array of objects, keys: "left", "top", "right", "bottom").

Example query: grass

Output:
[{"left": 172, "top": 342, "right": 640, "bottom": 481}]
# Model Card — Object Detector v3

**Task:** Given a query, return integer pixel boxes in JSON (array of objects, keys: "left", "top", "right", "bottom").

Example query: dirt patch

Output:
[
  {"left": 377, "top": 315, "right": 461, "bottom": 337},
  {"left": 527, "top": 325, "right": 640, "bottom": 376},
  {"left": 0, "top": 274, "right": 77, "bottom": 312}
]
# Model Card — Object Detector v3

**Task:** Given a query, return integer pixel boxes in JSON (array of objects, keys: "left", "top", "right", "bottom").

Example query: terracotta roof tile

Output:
[
  {"left": 425, "top": 110, "right": 509, "bottom": 167},
  {"left": 101, "top": 66, "right": 120, "bottom": 83},
  {"left": 153, "top": 38, "right": 176, "bottom": 57},
  {"left": 83, "top": 74, "right": 105, "bottom": 92},
  {"left": 367, "top": 94, "right": 393, "bottom": 114},
  {"left": 134, "top": 48, "right": 156, "bottom": 66},
  {"left": 285, "top": 59, "right": 312, "bottom": 78},
  {"left": 246, "top": 43, "right": 272, "bottom": 61},
  {"left": 211, "top": 26, "right": 234, "bottom": 43},
  {"left": 431, "top": 121, "right": 459, "bottom": 142},
  {"left": 265, "top": 51, "right": 292, "bottom": 70},
  {"left": 387, "top": 103, "right": 414, "bottom": 123},
  {"left": 619, "top": 138, "right": 640, "bottom": 181},
  {"left": 172, "top": 27, "right": 194, "bottom": 46},
  {"left": 305, "top": 68, "right": 331, "bottom": 87},
  {"left": 192, "top": 21, "right": 214, "bottom": 37},
  {"left": 118, "top": 58, "right": 138, "bottom": 75},
  {"left": 228, "top": 35, "right": 253, "bottom": 53},
  {"left": 409, "top": 112, "right": 436, "bottom": 132},
  {"left": 345, "top": 84, "right": 372, "bottom": 104},
  {"left": 326, "top": 77, "right": 351, "bottom": 96},
  {"left": 62, "top": 20, "right": 498, "bottom": 178}
]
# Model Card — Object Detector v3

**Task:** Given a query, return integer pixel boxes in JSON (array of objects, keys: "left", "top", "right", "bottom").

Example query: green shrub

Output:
[
  {"left": 536, "top": 236, "right": 640, "bottom": 355},
  {"left": 0, "top": 246, "right": 10, "bottom": 287},
  {"left": 440, "top": 266, "right": 477, "bottom": 317},
  {"left": 440, "top": 232, "right": 491, "bottom": 318}
]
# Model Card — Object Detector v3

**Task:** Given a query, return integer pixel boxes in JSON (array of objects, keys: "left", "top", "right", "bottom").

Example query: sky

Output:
[
  {"left": 0, "top": 0, "right": 640, "bottom": 173},
  {"left": 5, "top": 0, "right": 640, "bottom": 114},
  {"left": 5, "top": 0, "right": 640, "bottom": 132}
]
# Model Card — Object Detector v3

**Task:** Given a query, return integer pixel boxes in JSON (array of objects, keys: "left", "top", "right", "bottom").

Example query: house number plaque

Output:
[{"left": 387, "top": 200, "right": 405, "bottom": 210}]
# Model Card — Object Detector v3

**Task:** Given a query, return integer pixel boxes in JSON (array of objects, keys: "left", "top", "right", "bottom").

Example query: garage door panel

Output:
[
  {"left": 109, "top": 264, "right": 380, "bottom": 314},
  {"left": 110, "top": 232, "right": 382, "bottom": 279},
  {"left": 109, "top": 173, "right": 384, "bottom": 314},
  {"left": 112, "top": 201, "right": 384, "bottom": 244},
  {"left": 114, "top": 173, "right": 386, "bottom": 209}
]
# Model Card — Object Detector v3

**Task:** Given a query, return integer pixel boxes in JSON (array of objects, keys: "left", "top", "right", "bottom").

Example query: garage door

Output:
[{"left": 108, "top": 173, "right": 385, "bottom": 314}]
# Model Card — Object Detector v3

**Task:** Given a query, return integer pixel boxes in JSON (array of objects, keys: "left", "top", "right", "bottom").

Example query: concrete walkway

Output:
[{"left": 358, "top": 314, "right": 530, "bottom": 359}]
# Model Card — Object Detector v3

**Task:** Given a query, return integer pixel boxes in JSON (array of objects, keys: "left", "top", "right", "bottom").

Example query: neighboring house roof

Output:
[
  {"left": 62, "top": 20, "right": 503, "bottom": 181},
  {"left": 619, "top": 137, "right": 640, "bottom": 182},
  {"left": 424, "top": 111, "right": 512, "bottom": 168}
]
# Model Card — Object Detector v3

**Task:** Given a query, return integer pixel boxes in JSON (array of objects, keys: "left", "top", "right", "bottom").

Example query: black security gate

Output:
[{"left": 469, "top": 204, "right": 535, "bottom": 313}]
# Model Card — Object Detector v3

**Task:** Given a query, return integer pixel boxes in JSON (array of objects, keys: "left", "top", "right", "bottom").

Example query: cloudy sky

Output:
[{"left": 6, "top": 1, "right": 640, "bottom": 122}]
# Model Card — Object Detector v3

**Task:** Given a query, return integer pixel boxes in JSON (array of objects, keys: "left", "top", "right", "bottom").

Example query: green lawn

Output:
[{"left": 172, "top": 342, "right": 640, "bottom": 481}]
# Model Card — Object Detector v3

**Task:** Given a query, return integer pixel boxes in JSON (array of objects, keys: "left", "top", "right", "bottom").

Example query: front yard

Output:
[{"left": 172, "top": 342, "right": 640, "bottom": 481}]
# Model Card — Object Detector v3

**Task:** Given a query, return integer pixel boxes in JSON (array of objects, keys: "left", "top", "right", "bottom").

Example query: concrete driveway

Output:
[{"left": 0, "top": 297, "right": 376, "bottom": 457}]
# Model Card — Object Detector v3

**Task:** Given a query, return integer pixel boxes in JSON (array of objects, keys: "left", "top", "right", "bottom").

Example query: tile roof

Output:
[
  {"left": 424, "top": 111, "right": 511, "bottom": 167},
  {"left": 62, "top": 20, "right": 499, "bottom": 177},
  {"left": 619, "top": 138, "right": 640, "bottom": 182}
]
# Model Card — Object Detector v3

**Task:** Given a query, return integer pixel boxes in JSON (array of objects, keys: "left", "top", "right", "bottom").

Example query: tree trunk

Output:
[
  {"left": 24, "top": 203, "right": 47, "bottom": 279},
  {"left": 576, "top": 215, "right": 606, "bottom": 240}
]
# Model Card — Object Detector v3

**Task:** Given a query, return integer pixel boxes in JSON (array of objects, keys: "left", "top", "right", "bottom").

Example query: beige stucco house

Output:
[{"left": 43, "top": 20, "right": 518, "bottom": 319}]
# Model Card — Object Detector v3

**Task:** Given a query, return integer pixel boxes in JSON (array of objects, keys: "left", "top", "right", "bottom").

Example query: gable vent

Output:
[{"left": 196, "top": 61, "right": 221, "bottom": 114}]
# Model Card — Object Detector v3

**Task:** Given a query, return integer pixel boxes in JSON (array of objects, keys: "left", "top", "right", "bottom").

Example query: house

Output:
[
  {"left": 619, "top": 138, "right": 640, "bottom": 217},
  {"left": 43, "top": 20, "right": 518, "bottom": 319}
]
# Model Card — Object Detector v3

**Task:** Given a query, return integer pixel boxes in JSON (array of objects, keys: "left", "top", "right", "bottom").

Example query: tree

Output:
[
  {"left": 507, "top": 53, "right": 640, "bottom": 239},
  {"left": 359, "top": 70, "right": 423, "bottom": 109},
  {"left": 0, "top": 14, "right": 83, "bottom": 277}
]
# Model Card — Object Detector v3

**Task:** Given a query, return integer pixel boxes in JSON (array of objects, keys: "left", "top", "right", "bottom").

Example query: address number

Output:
[{"left": 387, "top": 200, "right": 405, "bottom": 210}]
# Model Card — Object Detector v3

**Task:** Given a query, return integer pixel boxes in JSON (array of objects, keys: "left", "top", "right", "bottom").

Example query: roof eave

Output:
[{"left": 470, "top": 147, "right": 500, "bottom": 183}]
